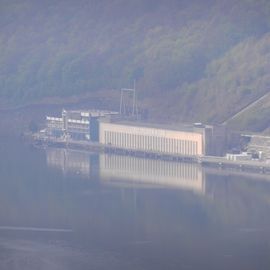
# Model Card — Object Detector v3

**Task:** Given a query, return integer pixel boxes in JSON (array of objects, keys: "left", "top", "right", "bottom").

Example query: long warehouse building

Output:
[{"left": 99, "top": 120, "right": 226, "bottom": 156}]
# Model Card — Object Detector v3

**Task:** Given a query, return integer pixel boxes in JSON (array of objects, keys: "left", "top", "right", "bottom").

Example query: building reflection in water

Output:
[
  {"left": 46, "top": 147, "right": 205, "bottom": 194},
  {"left": 46, "top": 147, "right": 90, "bottom": 178},
  {"left": 99, "top": 153, "right": 205, "bottom": 193}
]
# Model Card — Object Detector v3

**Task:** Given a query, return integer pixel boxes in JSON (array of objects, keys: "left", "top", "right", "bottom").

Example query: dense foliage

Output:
[{"left": 1, "top": 0, "right": 270, "bottom": 128}]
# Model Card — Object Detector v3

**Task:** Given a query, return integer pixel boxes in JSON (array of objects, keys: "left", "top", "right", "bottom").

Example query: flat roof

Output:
[
  {"left": 100, "top": 119, "right": 211, "bottom": 134},
  {"left": 65, "top": 109, "right": 119, "bottom": 117}
]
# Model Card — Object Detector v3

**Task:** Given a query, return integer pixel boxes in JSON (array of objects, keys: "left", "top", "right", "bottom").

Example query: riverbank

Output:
[{"left": 31, "top": 133, "right": 270, "bottom": 176}]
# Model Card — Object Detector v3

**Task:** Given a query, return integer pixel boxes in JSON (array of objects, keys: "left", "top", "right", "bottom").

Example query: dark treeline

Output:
[{"left": 1, "top": 0, "right": 270, "bottom": 128}]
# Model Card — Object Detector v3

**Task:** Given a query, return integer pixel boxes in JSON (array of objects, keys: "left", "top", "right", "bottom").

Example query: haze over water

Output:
[{"left": 1, "top": 136, "right": 270, "bottom": 270}]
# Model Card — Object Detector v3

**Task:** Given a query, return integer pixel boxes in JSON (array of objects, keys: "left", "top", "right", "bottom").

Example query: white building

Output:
[{"left": 99, "top": 120, "right": 220, "bottom": 156}]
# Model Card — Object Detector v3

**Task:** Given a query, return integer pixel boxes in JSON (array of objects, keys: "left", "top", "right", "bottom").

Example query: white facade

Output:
[
  {"left": 99, "top": 122, "right": 204, "bottom": 156},
  {"left": 226, "top": 153, "right": 252, "bottom": 161}
]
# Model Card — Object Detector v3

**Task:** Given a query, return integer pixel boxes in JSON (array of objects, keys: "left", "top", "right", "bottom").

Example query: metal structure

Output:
[{"left": 119, "top": 81, "right": 138, "bottom": 118}]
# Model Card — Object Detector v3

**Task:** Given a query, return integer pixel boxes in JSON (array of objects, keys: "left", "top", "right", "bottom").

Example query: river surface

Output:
[{"left": 1, "top": 135, "right": 270, "bottom": 270}]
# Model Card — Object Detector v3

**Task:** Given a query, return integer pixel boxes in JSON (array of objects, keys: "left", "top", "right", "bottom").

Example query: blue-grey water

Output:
[{"left": 1, "top": 135, "right": 270, "bottom": 270}]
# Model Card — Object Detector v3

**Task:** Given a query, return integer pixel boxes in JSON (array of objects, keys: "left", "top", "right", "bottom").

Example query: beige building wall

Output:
[{"left": 99, "top": 122, "right": 204, "bottom": 156}]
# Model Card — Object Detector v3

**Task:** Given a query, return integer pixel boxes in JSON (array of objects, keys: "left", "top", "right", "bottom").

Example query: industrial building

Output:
[
  {"left": 44, "top": 109, "right": 227, "bottom": 157},
  {"left": 246, "top": 134, "right": 270, "bottom": 160},
  {"left": 99, "top": 121, "right": 203, "bottom": 155},
  {"left": 99, "top": 120, "right": 226, "bottom": 156},
  {"left": 46, "top": 109, "right": 118, "bottom": 141}
]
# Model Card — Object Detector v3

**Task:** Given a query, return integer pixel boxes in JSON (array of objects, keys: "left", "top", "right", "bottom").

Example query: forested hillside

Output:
[{"left": 1, "top": 0, "right": 270, "bottom": 129}]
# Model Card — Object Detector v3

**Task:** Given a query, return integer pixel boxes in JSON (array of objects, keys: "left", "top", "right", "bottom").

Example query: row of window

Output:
[
  {"left": 67, "top": 123, "right": 90, "bottom": 130},
  {"left": 47, "top": 121, "right": 63, "bottom": 129},
  {"left": 47, "top": 120, "right": 89, "bottom": 130},
  {"left": 68, "top": 127, "right": 89, "bottom": 133},
  {"left": 103, "top": 131, "right": 200, "bottom": 156}
]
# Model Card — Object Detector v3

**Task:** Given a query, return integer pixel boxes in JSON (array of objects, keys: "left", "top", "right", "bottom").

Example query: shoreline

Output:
[{"left": 31, "top": 134, "right": 270, "bottom": 176}]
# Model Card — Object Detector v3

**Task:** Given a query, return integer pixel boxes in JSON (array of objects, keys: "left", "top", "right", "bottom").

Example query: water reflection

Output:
[
  {"left": 46, "top": 148, "right": 205, "bottom": 193},
  {"left": 1, "top": 140, "right": 270, "bottom": 270},
  {"left": 46, "top": 148, "right": 90, "bottom": 177},
  {"left": 44, "top": 147, "right": 270, "bottom": 234}
]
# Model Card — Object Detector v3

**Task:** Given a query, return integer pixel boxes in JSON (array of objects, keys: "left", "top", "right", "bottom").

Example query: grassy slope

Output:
[
  {"left": 160, "top": 34, "right": 270, "bottom": 127},
  {"left": 1, "top": 0, "right": 270, "bottom": 130}
]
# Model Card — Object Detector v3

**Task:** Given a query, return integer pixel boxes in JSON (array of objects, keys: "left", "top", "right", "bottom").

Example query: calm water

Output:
[{"left": 1, "top": 135, "right": 270, "bottom": 270}]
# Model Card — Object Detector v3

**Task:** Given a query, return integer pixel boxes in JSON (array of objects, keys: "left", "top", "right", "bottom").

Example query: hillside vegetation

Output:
[{"left": 1, "top": 0, "right": 270, "bottom": 129}]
